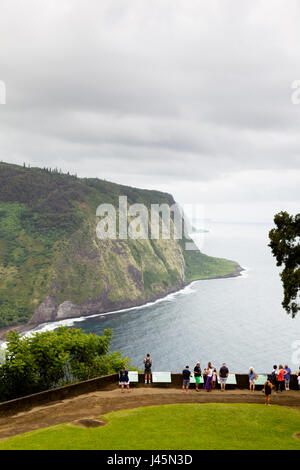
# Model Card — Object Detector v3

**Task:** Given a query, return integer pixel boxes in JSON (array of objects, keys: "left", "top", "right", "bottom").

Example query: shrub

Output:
[{"left": 0, "top": 327, "right": 130, "bottom": 402}]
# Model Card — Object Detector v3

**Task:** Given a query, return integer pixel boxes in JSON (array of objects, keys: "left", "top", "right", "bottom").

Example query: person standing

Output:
[
  {"left": 182, "top": 365, "right": 192, "bottom": 394},
  {"left": 284, "top": 364, "right": 291, "bottom": 391},
  {"left": 249, "top": 367, "right": 256, "bottom": 391},
  {"left": 203, "top": 368, "right": 208, "bottom": 388},
  {"left": 212, "top": 368, "right": 217, "bottom": 389},
  {"left": 277, "top": 365, "right": 286, "bottom": 392},
  {"left": 119, "top": 366, "right": 130, "bottom": 393},
  {"left": 219, "top": 363, "right": 229, "bottom": 391},
  {"left": 264, "top": 379, "right": 273, "bottom": 406},
  {"left": 297, "top": 367, "right": 300, "bottom": 390},
  {"left": 271, "top": 365, "right": 279, "bottom": 392},
  {"left": 205, "top": 362, "right": 214, "bottom": 392},
  {"left": 193, "top": 362, "right": 202, "bottom": 392},
  {"left": 144, "top": 353, "right": 152, "bottom": 384}
]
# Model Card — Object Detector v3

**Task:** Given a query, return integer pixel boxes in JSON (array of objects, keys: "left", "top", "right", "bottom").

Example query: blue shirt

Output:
[
  {"left": 182, "top": 369, "right": 191, "bottom": 380},
  {"left": 284, "top": 368, "right": 291, "bottom": 380},
  {"left": 249, "top": 370, "right": 255, "bottom": 380},
  {"left": 119, "top": 370, "right": 129, "bottom": 382}
]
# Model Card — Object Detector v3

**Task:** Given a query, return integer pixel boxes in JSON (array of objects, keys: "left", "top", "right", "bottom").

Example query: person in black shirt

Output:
[
  {"left": 194, "top": 362, "right": 202, "bottom": 392},
  {"left": 203, "top": 368, "right": 207, "bottom": 388},
  {"left": 264, "top": 379, "right": 273, "bottom": 405},
  {"left": 119, "top": 366, "right": 130, "bottom": 393},
  {"left": 219, "top": 363, "right": 229, "bottom": 391},
  {"left": 144, "top": 353, "right": 152, "bottom": 384},
  {"left": 182, "top": 365, "right": 192, "bottom": 394},
  {"left": 270, "top": 365, "right": 279, "bottom": 392}
]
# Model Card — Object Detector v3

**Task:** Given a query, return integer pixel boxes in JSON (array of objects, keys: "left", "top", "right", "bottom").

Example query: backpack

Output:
[
  {"left": 145, "top": 358, "right": 151, "bottom": 370},
  {"left": 271, "top": 370, "right": 277, "bottom": 383}
]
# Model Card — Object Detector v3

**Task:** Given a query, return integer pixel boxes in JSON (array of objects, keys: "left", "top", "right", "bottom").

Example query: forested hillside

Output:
[{"left": 0, "top": 162, "right": 241, "bottom": 328}]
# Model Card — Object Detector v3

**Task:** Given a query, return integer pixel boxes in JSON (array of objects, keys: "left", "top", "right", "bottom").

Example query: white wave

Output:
[
  {"left": 0, "top": 281, "right": 198, "bottom": 343},
  {"left": 0, "top": 266, "right": 242, "bottom": 347},
  {"left": 239, "top": 266, "right": 250, "bottom": 278}
]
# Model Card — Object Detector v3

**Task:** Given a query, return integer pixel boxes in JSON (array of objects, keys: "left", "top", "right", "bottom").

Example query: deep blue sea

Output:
[{"left": 23, "top": 221, "right": 300, "bottom": 374}]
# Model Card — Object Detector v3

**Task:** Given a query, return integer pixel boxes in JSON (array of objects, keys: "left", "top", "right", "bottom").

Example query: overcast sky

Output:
[{"left": 0, "top": 0, "right": 299, "bottom": 222}]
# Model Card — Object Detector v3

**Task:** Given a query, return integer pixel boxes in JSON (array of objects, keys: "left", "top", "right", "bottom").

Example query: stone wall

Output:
[{"left": 0, "top": 373, "right": 298, "bottom": 416}]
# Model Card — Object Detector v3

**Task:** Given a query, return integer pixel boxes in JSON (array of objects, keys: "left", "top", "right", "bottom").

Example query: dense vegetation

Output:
[
  {"left": 269, "top": 211, "right": 300, "bottom": 317},
  {"left": 0, "top": 404, "right": 299, "bottom": 450},
  {"left": 0, "top": 162, "right": 240, "bottom": 327},
  {"left": 0, "top": 327, "right": 129, "bottom": 402},
  {"left": 183, "top": 243, "right": 240, "bottom": 280}
]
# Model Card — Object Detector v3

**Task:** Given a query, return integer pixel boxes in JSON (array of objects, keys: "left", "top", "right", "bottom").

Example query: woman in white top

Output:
[
  {"left": 212, "top": 368, "right": 217, "bottom": 389},
  {"left": 205, "top": 362, "right": 214, "bottom": 392}
]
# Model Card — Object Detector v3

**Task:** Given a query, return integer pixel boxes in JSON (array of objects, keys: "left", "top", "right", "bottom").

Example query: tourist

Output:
[
  {"left": 249, "top": 367, "right": 256, "bottom": 391},
  {"left": 277, "top": 365, "right": 286, "bottom": 392},
  {"left": 297, "top": 367, "right": 300, "bottom": 390},
  {"left": 205, "top": 362, "right": 214, "bottom": 392},
  {"left": 270, "top": 365, "right": 279, "bottom": 392},
  {"left": 284, "top": 364, "right": 291, "bottom": 391},
  {"left": 203, "top": 368, "right": 208, "bottom": 388},
  {"left": 144, "top": 353, "right": 152, "bottom": 384},
  {"left": 193, "top": 362, "right": 202, "bottom": 392},
  {"left": 182, "top": 365, "right": 192, "bottom": 394},
  {"left": 119, "top": 366, "right": 130, "bottom": 393},
  {"left": 263, "top": 378, "right": 273, "bottom": 406},
  {"left": 219, "top": 363, "right": 229, "bottom": 391},
  {"left": 212, "top": 368, "right": 217, "bottom": 389}
]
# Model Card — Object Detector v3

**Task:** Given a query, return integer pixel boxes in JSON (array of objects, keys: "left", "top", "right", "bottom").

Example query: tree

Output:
[
  {"left": 268, "top": 211, "right": 300, "bottom": 317},
  {"left": 0, "top": 327, "right": 130, "bottom": 402}
]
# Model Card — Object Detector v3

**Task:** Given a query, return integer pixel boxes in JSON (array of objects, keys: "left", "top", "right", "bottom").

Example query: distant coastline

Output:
[{"left": 0, "top": 264, "right": 243, "bottom": 342}]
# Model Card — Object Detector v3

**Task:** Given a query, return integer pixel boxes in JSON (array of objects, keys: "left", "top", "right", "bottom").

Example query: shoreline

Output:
[{"left": 0, "top": 265, "right": 244, "bottom": 342}]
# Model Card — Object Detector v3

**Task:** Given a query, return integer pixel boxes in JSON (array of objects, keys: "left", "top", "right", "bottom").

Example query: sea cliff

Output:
[{"left": 0, "top": 162, "right": 242, "bottom": 333}]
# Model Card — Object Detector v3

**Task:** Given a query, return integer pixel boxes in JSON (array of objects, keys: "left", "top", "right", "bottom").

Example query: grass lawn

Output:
[{"left": 0, "top": 403, "right": 300, "bottom": 450}]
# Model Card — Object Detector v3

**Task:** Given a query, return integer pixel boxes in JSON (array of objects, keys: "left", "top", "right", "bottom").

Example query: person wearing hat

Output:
[
  {"left": 219, "top": 363, "right": 229, "bottom": 391},
  {"left": 193, "top": 362, "right": 202, "bottom": 391}
]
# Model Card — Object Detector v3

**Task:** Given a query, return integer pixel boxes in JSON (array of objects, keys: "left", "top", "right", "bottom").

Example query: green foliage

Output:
[
  {"left": 0, "top": 163, "right": 181, "bottom": 327},
  {"left": 269, "top": 211, "right": 300, "bottom": 317},
  {"left": 0, "top": 327, "right": 130, "bottom": 402},
  {"left": 183, "top": 244, "right": 239, "bottom": 281},
  {"left": 0, "top": 202, "right": 57, "bottom": 327},
  {"left": 0, "top": 162, "right": 241, "bottom": 328}
]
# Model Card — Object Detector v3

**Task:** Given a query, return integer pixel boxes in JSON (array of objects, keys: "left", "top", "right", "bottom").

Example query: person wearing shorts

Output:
[
  {"left": 284, "top": 364, "right": 291, "bottom": 391},
  {"left": 264, "top": 379, "right": 273, "bottom": 405},
  {"left": 194, "top": 362, "right": 202, "bottom": 391},
  {"left": 219, "top": 363, "right": 229, "bottom": 391},
  {"left": 182, "top": 365, "right": 192, "bottom": 394},
  {"left": 144, "top": 353, "right": 152, "bottom": 384},
  {"left": 119, "top": 366, "right": 130, "bottom": 393}
]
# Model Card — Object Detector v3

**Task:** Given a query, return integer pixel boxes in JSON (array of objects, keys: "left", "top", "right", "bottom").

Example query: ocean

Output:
[{"left": 18, "top": 221, "right": 300, "bottom": 374}]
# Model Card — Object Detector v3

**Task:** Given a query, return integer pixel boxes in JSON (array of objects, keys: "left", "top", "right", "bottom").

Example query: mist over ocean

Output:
[{"left": 29, "top": 221, "right": 300, "bottom": 374}]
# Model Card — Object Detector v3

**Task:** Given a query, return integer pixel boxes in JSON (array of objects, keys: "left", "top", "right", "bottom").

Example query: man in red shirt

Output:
[{"left": 277, "top": 365, "right": 287, "bottom": 392}]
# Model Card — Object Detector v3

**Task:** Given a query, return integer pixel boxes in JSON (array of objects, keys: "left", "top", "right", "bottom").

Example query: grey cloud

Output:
[{"left": 0, "top": 0, "right": 299, "bottom": 219}]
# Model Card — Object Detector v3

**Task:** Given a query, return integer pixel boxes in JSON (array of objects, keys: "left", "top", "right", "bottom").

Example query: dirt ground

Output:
[{"left": 0, "top": 387, "right": 300, "bottom": 441}]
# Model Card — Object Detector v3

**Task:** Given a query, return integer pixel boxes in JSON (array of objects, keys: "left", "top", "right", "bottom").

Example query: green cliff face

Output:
[{"left": 0, "top": 163, "right": 241, "bottom": 328}]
